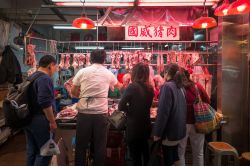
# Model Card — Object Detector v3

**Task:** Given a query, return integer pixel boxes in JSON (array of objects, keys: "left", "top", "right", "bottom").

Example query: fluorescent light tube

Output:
[
  {"left": 52, "top": 0, "right": 134, "bottom": 2},
  {"left": 75, "top": 46, "right": 104, "bottom": 50},
  {"left": 55, "top": 2, "right": 134, "bottom": 7},
  {"left": 138, "top": 2, "right": 216, "bottom": 6},
  {"left": 140, "top": 0, "right": 218, "bottom": 2},
  {"left": 121, "top": 47, "right": 144, "bottom": 50},
  {"left": 53, "top": 25, "right": 96, "bottom": 29}
]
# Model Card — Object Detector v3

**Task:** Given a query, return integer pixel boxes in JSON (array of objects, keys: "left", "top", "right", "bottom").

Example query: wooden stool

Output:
[
  {"left": 207, "top": 142, "right": 239, "bottom": 166},
  {"left": 240, "top": 152, "right": 250, "bottom": 166}
]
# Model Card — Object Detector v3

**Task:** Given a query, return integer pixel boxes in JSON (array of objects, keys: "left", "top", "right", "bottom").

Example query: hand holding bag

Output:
[
  {"left": 40, "top": 132, "right": 60, "bottom": 156},
  {"left": 108, "top": 110, "right": 127, "bottom": 130},
  {"left": 148, "top": 141, "right": 164, "bottom": 166},
  {"left": 193, "top": 85, "right": 223, "bottom": 134}
]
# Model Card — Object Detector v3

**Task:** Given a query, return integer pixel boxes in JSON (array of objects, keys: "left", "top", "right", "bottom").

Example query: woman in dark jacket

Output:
[
  {"left": 118, "top": 63, "right": 154, "bottom": 166},
  {"left": 153, "top": 63, "right": 187, "bottom": 166},
  {"left": 178, "top": 69, "right": 210, "bottom": 166}
]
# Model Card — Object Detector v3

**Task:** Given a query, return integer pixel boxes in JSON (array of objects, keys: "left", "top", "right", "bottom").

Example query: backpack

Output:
[{"left": 3, "top": 72, "right": 44, "bottom": 129}]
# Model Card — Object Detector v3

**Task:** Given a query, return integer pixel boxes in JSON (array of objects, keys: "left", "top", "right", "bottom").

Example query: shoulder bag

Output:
[{"left": 193, "top": 85, "right": 223, "bottom": 134}]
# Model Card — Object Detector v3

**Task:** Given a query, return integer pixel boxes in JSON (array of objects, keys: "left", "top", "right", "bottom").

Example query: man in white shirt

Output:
[{"left": 71, "top": 49, "right": 121, "bottom": 166}]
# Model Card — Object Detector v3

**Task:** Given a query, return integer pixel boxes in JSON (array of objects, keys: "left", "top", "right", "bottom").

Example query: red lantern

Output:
[
  {"left": 192, "top": 16, "right": 217, "bottom": 29},
  {"left": 72, "top": 17, "right": 95, "bottom": 29},
  {"left": 214, "top": 0, "right": 230, "bottom": 16},
  {"left": 228, "top": 0, "right": 250, "bottom": 15}
]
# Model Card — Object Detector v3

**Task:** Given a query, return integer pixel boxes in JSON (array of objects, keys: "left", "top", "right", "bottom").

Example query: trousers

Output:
[
  {"left": 178, "top": 124, "right": 205, "bottom": 166},
  {"left": 75, "top": 113, "right": 109, "bottom": 166},
  {"left": 24, "top": 115, "right": 52, "bottom": 166}
]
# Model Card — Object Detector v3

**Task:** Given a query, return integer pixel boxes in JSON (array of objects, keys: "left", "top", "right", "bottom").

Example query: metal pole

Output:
[{"left": 97, "top": 10, "right": 99, "bottom": 41}]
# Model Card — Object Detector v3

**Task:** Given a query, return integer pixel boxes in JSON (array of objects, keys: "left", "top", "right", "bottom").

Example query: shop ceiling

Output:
[{"left": 0, "top": 0, "right": 220, "bottom": 26}]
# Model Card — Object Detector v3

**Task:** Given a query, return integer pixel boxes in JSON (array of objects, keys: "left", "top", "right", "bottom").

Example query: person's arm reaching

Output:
[
  {"left": 153, "top": 85, "right": 173, "bottom": 140},
  {"left": 118, "top": 84, "right": 134, "bottom": 112},
  {"left": 43, "top": 106, "right": 57, "bottom": 131},
  {"left": 71, "top": 85, "right": 80, "bottom": 98},
  {"left": 71, "top": 70, "right": 82, "bottom": 98},
  {"left": 37, "top": 77, "right": 57, "bottom": 131}
]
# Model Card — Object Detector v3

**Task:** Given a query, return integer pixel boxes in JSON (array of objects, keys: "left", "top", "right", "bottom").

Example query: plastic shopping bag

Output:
[{"left": 40, "top": 132, "right": 60, "bottom": 156}]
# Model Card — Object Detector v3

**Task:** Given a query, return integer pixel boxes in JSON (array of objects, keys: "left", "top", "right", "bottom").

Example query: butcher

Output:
[{"left": 71, "top": 49, "right": 122, "bottom": 166}]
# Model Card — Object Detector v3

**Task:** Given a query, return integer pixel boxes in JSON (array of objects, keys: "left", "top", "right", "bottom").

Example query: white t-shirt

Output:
[{"left": 72, "top": 64, "right": 118, "bottom": 114}]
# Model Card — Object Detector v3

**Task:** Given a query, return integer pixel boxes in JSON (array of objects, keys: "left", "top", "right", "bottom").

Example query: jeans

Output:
[
  {"left": 178, "top": 124, "right": 205, "bottom": 166},
  {"left": 162, "top": 145, "right": 179, "bottom": 166},
  {"left": 126, "top": 139, "right": 149, "bottom": 166},
  {"left": 24, "top": 115, "right": 52, "bottom": 166},
  {"left": 75, "top": 113, "right": 109, "bottom": 166}
]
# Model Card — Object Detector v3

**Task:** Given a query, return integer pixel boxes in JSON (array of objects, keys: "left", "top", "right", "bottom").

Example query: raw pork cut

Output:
[
  {"left": 72, "top": 54, "right": 79, "bottom": 69},
  {"left": 59, "top": 54, "right": 65, "bottom": 69},
  {"left": 26, "top": 44, "right": 36, "bottom": 67},
  {"left": 85, "top": 53, "right": 91, "bottom": 66},
  {"left": 57, "top": 108, "right": 78, "bottom": 119},
  {"left": 64, "top": 54, "right": 71, "bottom": 69}
]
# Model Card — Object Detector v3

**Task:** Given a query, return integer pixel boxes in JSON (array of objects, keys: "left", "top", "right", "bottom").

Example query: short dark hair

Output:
[
  {"left": 39, "top": 55, "right": 56, "bottom": 68},
  {"left": 90, "top": 49, "right": 106, "bottom": 64}
]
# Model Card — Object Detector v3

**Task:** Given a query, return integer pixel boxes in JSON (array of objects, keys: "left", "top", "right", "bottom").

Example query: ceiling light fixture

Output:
[
  {"left": 121, "top": 47, "right": 145, "bottom": 50},
  {"left": 72, "top": 0, "right": 95, "bottom": 29},
  {"left": 55, "top": 2, "right": 134, "bottom": 7},
  {"left": 75, "top": 46, "right": 104, "bottom": 50},
  {"left": 52, "top": 0, "right": 134, "bottom": 2},
  {"left": 138, "top": 0, "right": 218, "bottom": 6},
  {"left": 214, "top": 0, "right": 230, "bottom": 16},
  {"left": 192, "top": 0, "right": 217, "bottom": 29},
  {"left": 227, "top": 0, "right": 250, "bottom": 15},
  {"left": 53, "top": 25, "right": 96, "bottom": 29}
]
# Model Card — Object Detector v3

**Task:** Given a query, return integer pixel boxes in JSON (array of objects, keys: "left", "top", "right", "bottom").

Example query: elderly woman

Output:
[{"left": 153, "top": 75, "right": 164, "bottom": 101}]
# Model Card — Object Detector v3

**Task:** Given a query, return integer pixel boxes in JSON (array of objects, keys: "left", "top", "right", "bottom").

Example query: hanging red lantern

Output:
[
  {"left": 228, "top": 0, "right": 250, "bottom": 15},
  {"left": 72, "top": 17, "right": 95, "bottom": 29},
  {"left": 192, "top": 16, "right": 217, "bottom": 29},
  {"left": 214, "top": 0, "right": 230, "bottom": 16}
]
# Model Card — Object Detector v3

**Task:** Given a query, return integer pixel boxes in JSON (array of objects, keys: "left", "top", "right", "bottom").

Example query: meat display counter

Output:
[{"left": 53, "top": 98, "right": 158, "bottom": 166}]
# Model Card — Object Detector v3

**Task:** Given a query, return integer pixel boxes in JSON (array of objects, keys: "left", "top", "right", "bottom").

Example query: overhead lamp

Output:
[
  {"left": 192, "top": 0, "right": 217, "bottom": 29},
  {"left": 75, "top": 46, "right": 104, "bottom": 50},
  {"left": 214, "top": 0, "right": 230, "bottom": 16},
  {"left": 72, "top": 0, "right": 95, "bottom": 29},
  {"left": 227, "top": 0, "right": 250, "bottom": 15}
]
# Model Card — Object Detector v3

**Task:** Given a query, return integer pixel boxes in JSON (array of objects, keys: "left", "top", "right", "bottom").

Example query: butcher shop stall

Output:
[{"left": 0, "top": 0, "right": 250, "bottom": 166}]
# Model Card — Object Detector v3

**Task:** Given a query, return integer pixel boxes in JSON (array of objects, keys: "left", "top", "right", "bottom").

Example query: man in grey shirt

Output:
[{"left": 71, "top": 49, "right": 121, "bottom": 166}]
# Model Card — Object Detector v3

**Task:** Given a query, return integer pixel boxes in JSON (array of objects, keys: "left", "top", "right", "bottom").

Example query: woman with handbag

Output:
[
  {"left": 118, "top": 63, "right": 154, "bottom": 166},
  {"left": 178, "top": 69, "right": 210, "bottom": 166},
  {"left": 153, "top": 63, "right": 187, "bottom": 166}
]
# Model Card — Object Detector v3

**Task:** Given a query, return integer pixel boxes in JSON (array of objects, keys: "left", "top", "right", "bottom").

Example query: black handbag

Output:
[
  {"left": 148, "top": 141, "right": 164, "bottom": 166},
  {"left": 108, "top": 110, "right": 127, "bottom": 130}
]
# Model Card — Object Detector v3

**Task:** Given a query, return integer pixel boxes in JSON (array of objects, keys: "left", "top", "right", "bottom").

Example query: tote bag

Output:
[{"left": 193, "top": 85, "right": 223, "bottom": 134}]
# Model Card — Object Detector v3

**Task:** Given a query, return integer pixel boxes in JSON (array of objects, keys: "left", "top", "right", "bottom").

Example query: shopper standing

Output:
[
  {"left": 178, "top": 69, "right": 210, "bottom": 166},
  {"left": 153, "top": 63, "right": 187, "bottom": 166},
  {"left": 71, "top": 50, "right": 121, "bottom": 166},
  {"left": 25, "top": 55, "right": 58, "bottom": 166},
  {"left": 119, "top": 63, "right": 154, "bottom": 166}
]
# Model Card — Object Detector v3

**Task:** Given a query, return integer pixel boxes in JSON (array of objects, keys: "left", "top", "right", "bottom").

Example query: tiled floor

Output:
[
  {"left": 0, "top": 132, "right": 193, "bottom": 166},
  {"left": 0, "top": 132, "right": 26, "bottom": 166}
]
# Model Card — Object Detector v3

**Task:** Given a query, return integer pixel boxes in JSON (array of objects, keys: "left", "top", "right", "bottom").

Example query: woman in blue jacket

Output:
[{"left": 153, "top": 63, "right": 187, "bottom": 166}]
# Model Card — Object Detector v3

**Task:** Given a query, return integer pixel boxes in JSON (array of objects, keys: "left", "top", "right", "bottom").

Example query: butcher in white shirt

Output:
[{"left": 71, "top": 49, "right": 121, "bottom": 166}]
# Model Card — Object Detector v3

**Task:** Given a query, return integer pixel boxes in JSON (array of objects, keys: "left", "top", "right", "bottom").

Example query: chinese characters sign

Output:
[{"left": 125, "top": 25, "right": 180, "bottom": 40}]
